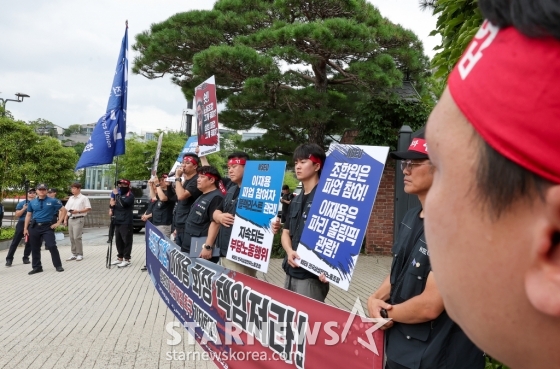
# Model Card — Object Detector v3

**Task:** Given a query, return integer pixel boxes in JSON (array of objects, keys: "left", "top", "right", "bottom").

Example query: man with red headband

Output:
[
  {"left": 182, "top": 165, "right": 224, "bottom": 263},
  {"left": 109, "top": 179, "right": 135, "bottom": 268},
  {"left": 173, "top": 153, "right": 202, "bottom": 249},
  {"left": 424, "top": 1, "right": 560, "bottom": 368},
  {"left": 281, "top": 143, "right": 330, "bottom": 301},
  {"left": 367, "top": 129, "right": 484, "bottom": 369},
  {"left": 204, "top": 152, "right": 257, "bottom": 275}
]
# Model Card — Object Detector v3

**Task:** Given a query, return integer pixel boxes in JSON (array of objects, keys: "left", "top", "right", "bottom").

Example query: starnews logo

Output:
[{"left": 166, "top": 297, "right": 390, "bottom": 357}]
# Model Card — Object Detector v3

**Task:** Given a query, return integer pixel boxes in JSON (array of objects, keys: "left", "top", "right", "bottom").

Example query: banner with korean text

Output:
[
  {"left": 195, "top": 76, "right": 219, "bottom": 157},
  {"left": 296, "top": 144, "right": 389, "bottom": 290},
  {"left": 226, "top": 161, "right": 285, "bottom": 273},
  {"left": 145, "top": 222, "right": 384, "bottom": 369}
]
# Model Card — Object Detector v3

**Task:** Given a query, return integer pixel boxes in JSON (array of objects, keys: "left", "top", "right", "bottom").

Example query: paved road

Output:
[{"left": 0, "top": 227, "right": 391, "bottom": 369}]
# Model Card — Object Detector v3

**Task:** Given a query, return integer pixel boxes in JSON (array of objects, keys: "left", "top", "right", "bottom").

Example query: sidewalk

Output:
[{"left": 0, "top": 227, "right": 392, "bottom": 369}]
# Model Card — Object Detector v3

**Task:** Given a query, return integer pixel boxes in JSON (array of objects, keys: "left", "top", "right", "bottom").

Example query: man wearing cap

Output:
[
  {"left": 424, "top": 1, "right": 560, "bottom": 367},
  {"left": 5, "top": 188, "right": 36, "bottom": 267},
  {"left": 280, "top": 143, "right": 330, "bottom": 302},
  {"left": 182, "top": 165, "right": 224, "bottom": 263},
  {"left": 63, "top": 182, "right": 91, "bottom": 261},
  {"left": 367, "top": 129, "right": 484, "bottom": 369},
  {"left": 205, "top": 152, "right": 257, "bottom": 276},
  {"left": 109, "top": 179, "right": 135, "bottom": 268},
  {"left": 172, "top": 153, "right": 202, "bottom": 249},
  {"left": 23, "top": 183, "right": 67, "bottom": 274}
]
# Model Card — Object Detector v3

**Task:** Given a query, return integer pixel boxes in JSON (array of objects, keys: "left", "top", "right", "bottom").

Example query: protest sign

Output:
[
  {"left": 226, "top": 161, "right": 285, "bottom": 273},
  {"left": 195, "top": 76, "right": 219, "bottom": 157},
  {"left": 145, "top": 222, "right": 384, "bottom": 369},
  {"left": 296, "top": 144, "right": 389, "bottom": 290}
]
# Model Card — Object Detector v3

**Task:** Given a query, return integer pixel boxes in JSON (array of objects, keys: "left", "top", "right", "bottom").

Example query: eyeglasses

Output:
[{"left": 400, "top": 160, "right": 431, "bottom": 172}]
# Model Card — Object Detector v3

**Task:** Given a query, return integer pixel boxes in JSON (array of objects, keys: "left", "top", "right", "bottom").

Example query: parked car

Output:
[{"left": 130, "top": 180, "right": 151, "bottom": 233}]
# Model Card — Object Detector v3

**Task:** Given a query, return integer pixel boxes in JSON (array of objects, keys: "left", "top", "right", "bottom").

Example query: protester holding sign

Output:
[
  {"left": 367, "top": 129, "right": 484, "bottom": 369},
  {"left": 281, "top": 144, "right": 329, "bottom": 302},
  {"left": 182, "top": 166, "right": 224, "bottom": 263},
  {"left": 173, "top": 154, "right": 202, "bottom": 249},
  {"left": 205, "top": 152, "right": 257, "bottom": 277}
]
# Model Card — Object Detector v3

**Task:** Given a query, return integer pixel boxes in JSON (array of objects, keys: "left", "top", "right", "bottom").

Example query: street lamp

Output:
[{"left": 0, "top": 92, "right": 30, "bottom": 117}]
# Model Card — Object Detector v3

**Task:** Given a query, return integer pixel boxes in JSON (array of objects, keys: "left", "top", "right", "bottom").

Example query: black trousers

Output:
[
  {"left": 29, "top": 223, "right": 62, "bottom": 269},
  {"left": 115, "top": 223, "right": 133, "bottom": 260},
  {"left": 6, "top": 220, "right": 31, "bottom": 261}
]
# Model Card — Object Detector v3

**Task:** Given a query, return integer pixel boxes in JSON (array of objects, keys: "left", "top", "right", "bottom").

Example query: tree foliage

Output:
[
  {"left": 355, "top": 94, "right": 431, "bottom": 150},
  {"left": 0, "top": 117, "right": 78, "bottom": 195},
  {"left": 133, "top": 0, "right": 431, "bottom": 152},
  {"left": 64, "top": 124, "right": 82, "bottom": 136},
  {"left": 28, "top": 118, "right": 59, "bottom": 138},
  {"left": 421, "top": 0, "right": 482, "bottom": 81}
]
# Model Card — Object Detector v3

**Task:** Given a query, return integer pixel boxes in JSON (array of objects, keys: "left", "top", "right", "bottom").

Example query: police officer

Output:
[
  {"left": 367, "top": 129, "right": 484, "bottom": 369},
  {"left": 109, "top": 179, "right": 135, "bottom": 268},
  {"left": 182, "top": 166, "right": 224, "bottom": 263},
  {"left": 5, "top": 188, "right": 36, "bottom": 266},
  {"left": 23, "top": 183, "right": 67, "bottom": 274}
]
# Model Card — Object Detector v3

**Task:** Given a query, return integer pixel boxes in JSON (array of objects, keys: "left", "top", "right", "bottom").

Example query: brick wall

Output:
[
  {"left": 365, "top": 162, "right": 395, "bottom": 255},
  {"left": 341, "top": 129, "right": 395, "bottom": 255}
]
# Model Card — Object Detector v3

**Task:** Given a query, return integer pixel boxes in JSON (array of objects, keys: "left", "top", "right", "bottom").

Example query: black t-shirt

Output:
[
  {"left": 174, "top": 175, "right": 202, "bottom": 227},
  {"left": 281, "top": 192, "right": 294, "bottom": 214},
  {"left": 151, "top": 186, "right": 177, "bottom": 226}
]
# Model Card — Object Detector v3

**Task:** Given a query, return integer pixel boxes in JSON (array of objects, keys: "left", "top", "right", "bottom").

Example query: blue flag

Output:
[{"left": 76, "top": 24, "right": 128, "bottom": 170}]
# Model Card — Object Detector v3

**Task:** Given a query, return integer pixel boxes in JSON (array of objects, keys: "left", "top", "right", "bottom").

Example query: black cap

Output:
[
  {"left": 47, "top": 188, "right": 57, "bottom": 193},
  {"left": 389, "top": 127, "right": 429, "bottom": 160},
  {"left": 36, "top": 183, "right": 48, "bottom": 190},
  {"left": 28, "top": 188, "right": 36, "bottom": 192}
]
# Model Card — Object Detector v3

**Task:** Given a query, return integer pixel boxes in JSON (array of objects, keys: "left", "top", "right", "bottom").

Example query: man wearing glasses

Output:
[
  {"left": 23, "top": 183, "right": 67, "bottom": 274},
  {"left": 5, "top": 188, "right": 36, "bottom": 267},
  {"left": 366, "top": 129, "right": 484, "bottom": 369}
]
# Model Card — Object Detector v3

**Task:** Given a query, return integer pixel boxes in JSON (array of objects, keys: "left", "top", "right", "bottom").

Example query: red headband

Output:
[
  {"left": 309, "top": 154, "right": 323, "bottom": 168},
  {"left": 448, "top": 21, "right": 560, "bottom": 184},
  {"left": 200, "top": 172, "right": 219, "bottom": 181},
  {"left": 183, "top": 156, "right": 197, "bottom": 165},
  {"left": 408, "top": 138, "right": 428, "bottom": 155},
  {"left": 228, "top": 158, "right": 246, "bottom": 166}
]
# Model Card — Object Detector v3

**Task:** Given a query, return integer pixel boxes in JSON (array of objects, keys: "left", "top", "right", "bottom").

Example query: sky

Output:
[{"left": 0, "top": 0, "right": 440, "bottom": 135}]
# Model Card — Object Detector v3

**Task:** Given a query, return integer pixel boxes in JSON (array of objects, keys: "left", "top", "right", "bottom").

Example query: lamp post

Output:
[{"left": 0, "top": 92, "right": 30, "bottom": 117}]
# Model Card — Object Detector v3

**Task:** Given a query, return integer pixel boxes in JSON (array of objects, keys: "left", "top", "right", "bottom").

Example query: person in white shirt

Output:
[{"left": 63, "top": 182, "right": 92, "bottom": 261}]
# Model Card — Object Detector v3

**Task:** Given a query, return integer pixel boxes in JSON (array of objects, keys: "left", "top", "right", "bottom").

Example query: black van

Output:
[{"left": 130, "top": 180, "right": 152, "bottom": 233}]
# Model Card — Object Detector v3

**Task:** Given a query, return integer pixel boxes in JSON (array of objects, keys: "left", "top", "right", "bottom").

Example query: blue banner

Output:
[
  {"left": 296, "top": 144, "right": 389, "bottom": 290},
  {"left": 76, "top": 24, "right": 128, "bottom": 170},
  {"left": 176, "top": 136, "right": 198, "bottom": 162}
]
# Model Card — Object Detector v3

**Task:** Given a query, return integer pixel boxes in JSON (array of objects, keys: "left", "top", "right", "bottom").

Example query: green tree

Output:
[
  {"left": 0, "top": 117, "right": 78, "bottom": 195},
  {"left": 28, "top": 118, "right": 59, "bottom": 138},
  {"left": 420, "top": 0, "right": 482, "bottom": 81},
  {"left": 64, "top": 124, "right": 82, "bottom": 137},
  {"left": 133, "top": 0, "right": 430, "bottom": 153},
  {"left": 355, "top": 93, "right": 431, "bottom": 149},
  {"left": 118, "top": 131, "right": 188, "bottom": 180}
]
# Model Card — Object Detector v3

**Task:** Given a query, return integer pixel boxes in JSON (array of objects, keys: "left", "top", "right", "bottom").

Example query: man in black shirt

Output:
[
  {"left": 109, "top": 179, "right": 135, "bottom": 268},
  {"left": 182, "top": 166, "right": 224, "bottom": 264},
  {"left": 281, "top": 144, "right": 329, "bottom": 302},
  {"left": 280, "top": 185, "right": 294, "bottom": 224},
  {"left": 173, "top": 153, "right": 202, "bottom": 249},
  {"left": 205, "top": 152, "right": 256, "bottom": 276},
  {"left": 367, "top": 128, "right": 484, "bottom": 369}
]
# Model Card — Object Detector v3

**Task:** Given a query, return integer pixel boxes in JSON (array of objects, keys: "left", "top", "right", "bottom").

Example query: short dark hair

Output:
[
  {"left": 293, "top": 143, "right": 327, "bottom": 177},
  {"left": 282, "top": 184, "right": 290, "bottom": 191},
  {"left": 227, "top": 152, "right": 250, "bottom": 161},
  {"left": 71, "top": 182, "right": 82, "bottom": 189},
  {"left": 475, "top": 134, "right": 551, "bottom": 219},
  {"left": 197, "top": 165, "right": 222, "bottom": 188},
  {"left": 183, "top": 153, "right": 200, "bottom": 166},
  {"left": 478, "top": 0, "right": 560, "bottom": 40}
]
